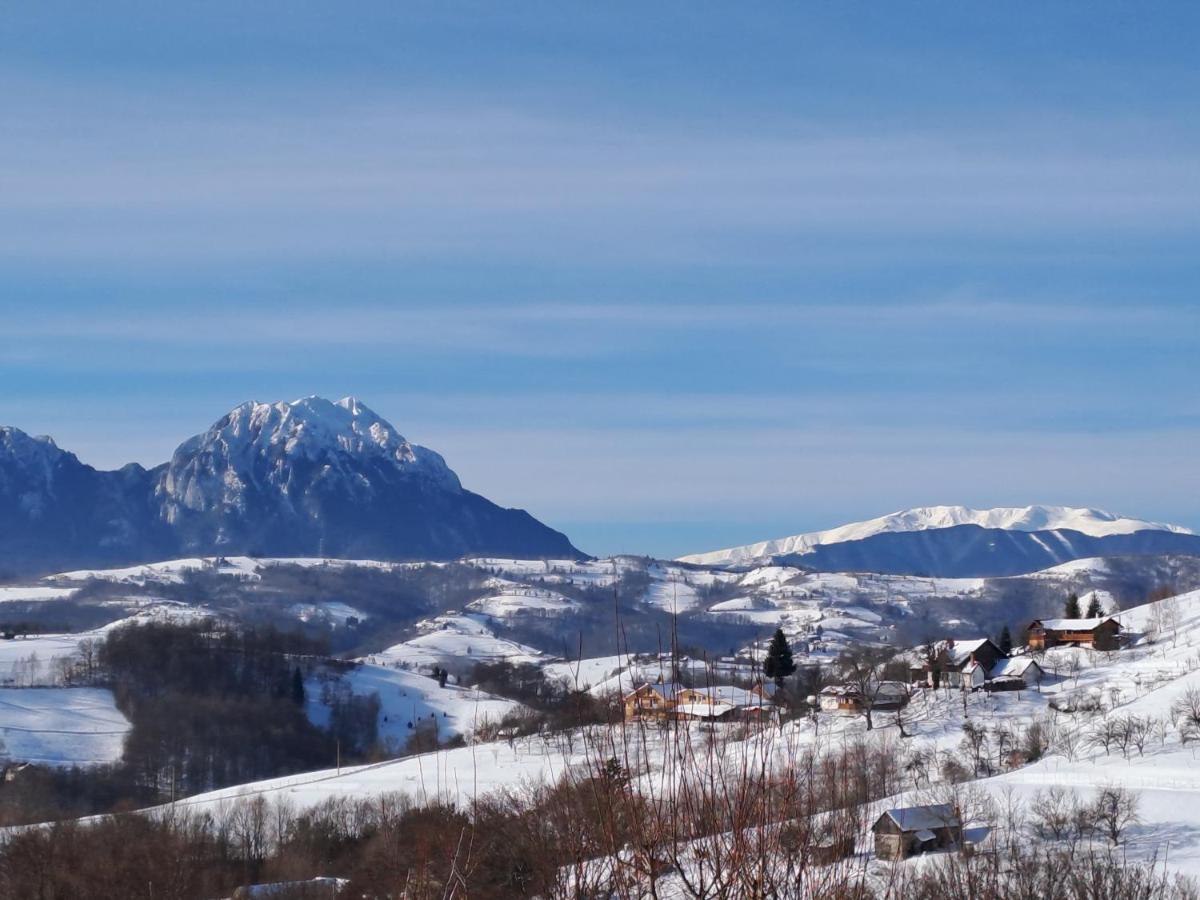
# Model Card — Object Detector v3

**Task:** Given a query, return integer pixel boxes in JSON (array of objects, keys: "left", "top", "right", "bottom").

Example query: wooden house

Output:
[
  {"left": 818, "top": 685, "right": 864, "bottom": 714},
  {"left": 872, "top": 803, "right": 962, "bottom": 861},
  {"left": 623, "top": 682, "right": 683, "bottom": 722},
  {"left": 1027, "top": 617, "right": 1121, "bottom": 651}
]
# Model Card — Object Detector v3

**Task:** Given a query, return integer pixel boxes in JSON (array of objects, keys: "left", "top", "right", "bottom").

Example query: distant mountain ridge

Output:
[
  {"left": 0, "top": 397, "right": 582, "bottom": 574},
  {"left": 679, "top": 505, "right": 1200, "bottom": 577}
]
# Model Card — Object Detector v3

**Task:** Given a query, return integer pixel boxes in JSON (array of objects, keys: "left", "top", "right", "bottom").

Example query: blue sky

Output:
[{"left": 1, "top": 2, "right": 1197, "bottom": 557}]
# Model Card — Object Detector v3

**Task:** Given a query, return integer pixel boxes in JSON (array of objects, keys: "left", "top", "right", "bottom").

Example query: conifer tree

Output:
[
  {"left": 291, "top": 666, "right": 305, "bottom": 706},
  {"left": 998, "top": 625, "right": 1013, "bottom": 655},
  {"left": 1085, "top": 593, "right": 1104, "bottom": 618},
  {"left": 1065, "top": 592, "right": 1082, "bottom": 619},
  {"left": 763, "top": 628, "right": 796, "bottom": 687}
]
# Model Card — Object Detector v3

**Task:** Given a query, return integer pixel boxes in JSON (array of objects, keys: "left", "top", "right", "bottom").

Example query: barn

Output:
[{"left": 872, "top": 803, "right": 962, "bottom": 861}]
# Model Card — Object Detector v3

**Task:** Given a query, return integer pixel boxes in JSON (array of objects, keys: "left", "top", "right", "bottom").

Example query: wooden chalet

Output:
[
  {"left": 872, "top": 803, "right": 962, "bottom": 861},
  {"left": 623, "top": 682, "right": 684, "bottom": 722},
  {"left": 818, "top": 685, "right": 864, "bottom": 714},
  {"left": 673, "top": 685, "right": 777, "bottom": 722},
  {"left": 1027, "top": 617, "right": 1121, "bottom": 651}
]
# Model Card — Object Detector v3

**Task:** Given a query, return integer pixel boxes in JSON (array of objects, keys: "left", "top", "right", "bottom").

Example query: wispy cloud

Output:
[{"left": 1, "top": 81, "right": 1198, "bottom": 264}]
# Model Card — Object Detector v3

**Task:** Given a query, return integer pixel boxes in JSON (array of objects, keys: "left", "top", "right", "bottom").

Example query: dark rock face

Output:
[{"left": 0, "top": 398, "right": 582, "bottom": 575}]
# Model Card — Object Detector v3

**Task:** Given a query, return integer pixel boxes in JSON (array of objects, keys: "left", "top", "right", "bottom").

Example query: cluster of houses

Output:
[
  {"left": 620, "top": 614, "right": 1127, "bottom": 866},
  {"left": 816, "top": 615, "right": 1125, "bottom": 715},
  {"left": 622, "top": 680, "right": 778, "bottom": 723}
]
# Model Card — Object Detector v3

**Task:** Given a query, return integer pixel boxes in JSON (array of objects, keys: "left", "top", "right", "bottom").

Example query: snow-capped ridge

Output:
[{"left": 679, "top": 505, "right": 1194, "bottom": 568}]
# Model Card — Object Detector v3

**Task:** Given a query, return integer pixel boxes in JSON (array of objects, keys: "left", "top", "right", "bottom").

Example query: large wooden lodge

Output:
[{"left": 1027, "top": 616, "right": 1121, "bottom": 651}]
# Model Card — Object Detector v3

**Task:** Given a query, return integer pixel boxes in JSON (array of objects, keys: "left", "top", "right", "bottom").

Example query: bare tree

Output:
[
  {"left": 1091, "top": 785, "right": 1140, "bottom": 846},
  {"left": 1171, "top": 686, "right": 1200, "bottom": 744},
  {"left": 834, "top": 645, "right": 895, "bottom": 731}
]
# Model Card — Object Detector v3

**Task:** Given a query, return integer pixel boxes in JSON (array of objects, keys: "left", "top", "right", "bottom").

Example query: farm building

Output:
[
  {"left": 987, "top": 655, "right": 1043, "bottom": 688},
  {"left": 1027, "top": 617, "right": 1121, "bottom": 651},
  {"left": 872, "top": 803, "right": 963, "bottom": 861}
]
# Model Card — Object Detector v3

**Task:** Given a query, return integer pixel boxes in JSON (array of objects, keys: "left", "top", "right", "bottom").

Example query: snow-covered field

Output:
[
  {"left": 0, "top": 602, "right": 209, "bottom": 686},
  {"left": 0, "top": 586, "right": 78, "bottom": 604},
  {"left": 0, "top": 687, "right": 129, "bottom": 766},
  {"left": 306, "top": 662, "right": 521, "bottom": 751},
  {"left": 369, "top": 614, "right": 545, "bottom": 670}
]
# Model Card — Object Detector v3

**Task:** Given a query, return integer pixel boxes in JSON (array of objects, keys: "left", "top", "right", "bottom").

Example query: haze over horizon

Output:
[{"left": 2, "top": 2, "right": 1197, "bottom": 557}]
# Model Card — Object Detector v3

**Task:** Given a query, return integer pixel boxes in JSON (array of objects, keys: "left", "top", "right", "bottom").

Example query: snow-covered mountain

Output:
[
  {"left": 679, "top": 505, "right": 1200, "bottom": 576},
  {"left": 0, "top": 397, "right": 581, "bottom": 573},
  {"left": 0, "top": 427, "right": 168, "bottom": 574}
]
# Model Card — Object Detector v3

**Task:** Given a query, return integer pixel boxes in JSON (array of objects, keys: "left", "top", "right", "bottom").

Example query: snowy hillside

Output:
[
  {"left": 305, "top": 662, "right": 521, "bottom": 752},
  {"left": 99, "top": 583, "right": 1200, "bottom": 889},
  {"left": 679, "top": 505, "right": 1199, "bottom": 576},
  {"left": 0, "top": 688, "right": 129, "bottom": 767}
]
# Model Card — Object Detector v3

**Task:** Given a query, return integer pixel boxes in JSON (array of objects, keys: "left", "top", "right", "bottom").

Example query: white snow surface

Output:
[
  {"left": 0, "top": 687, "right": 130, "bottom": 766},
  {"left": 678, "top": 505, "right": 1193, "bottom": 567},
  {"left": 371, "top": 614, "right": 544, "bottom": 669},
  {"left": 0, "top": 586, "right": 77, "bottom": 604},
  {"left": 306, "top": 663, "right": 521, "bottom": 751}
]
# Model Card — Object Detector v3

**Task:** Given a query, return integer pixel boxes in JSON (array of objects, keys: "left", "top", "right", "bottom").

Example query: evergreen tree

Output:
[
  {"left": 437, "top": 667, "right": 448, "bottom": 688},
  {"left": 291, "top": 666, "right": 305, "bottom": 706},
  {"left": 1085, "top": 593, "right": 1104, "bottom": 618},
  {"left": 1065, "top": 592, "right": 1082, "bottom": 619},
  {"left": 762, "top": 628, "right": 796, "bottom": 686},
  {"left": 997, "top": 625, "right": 1013, "bottom": 655}
]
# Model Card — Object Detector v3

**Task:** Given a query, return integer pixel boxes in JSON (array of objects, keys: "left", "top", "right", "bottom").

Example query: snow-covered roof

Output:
[
  {"left": 686, "top": 685, "right": 764, "bottom": 708},
  {"left": 876, "top": 803, "right": 959, "bottom": 832},
  {"left": 941, "top": 638, "right": 992, "bottom": 666},
  {"left": 674, "top": 702, "right": 736, "bottom": 719},
  {"left": 914, "top": 829, "right": 937, "bottom": 843},
  {"left": 627, "top": 681, "right": 684, "bottom": 701},
  {"left": 1033, "top": 617, "right": 1117, "bottom": 631},
  {"left": 990, "top": 656, "right": 1041, "bottom": 679},
  {"left": 820, "top": 684, "right": 861, "bottom": 697}
]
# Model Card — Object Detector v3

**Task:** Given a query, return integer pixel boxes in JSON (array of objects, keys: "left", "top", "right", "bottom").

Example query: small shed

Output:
[
  {"left": 872, "top": 803, "right": 962, "bottom": 861},
  {"left": 960, "top": 660, "right": 986, "bottom": 690},
  {"left": 988, "top": 655, "right": 1043, "bottom": 688}
]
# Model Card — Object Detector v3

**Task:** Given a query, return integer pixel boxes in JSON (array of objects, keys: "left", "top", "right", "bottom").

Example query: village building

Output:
[
  {"left": 819, "top": 684, "right": 864, "bottom": 714},
  {"left": 986, "top": 655, "right": 1044, "bottom": 689},
  {"left": 623, "top": 682, "right": 684, "bottom": 722},
  {"left": 673, "top": 684, "right": 777, "bottom": 722},
  {"left": 959, "top": 659, "right": 986, "bottom": 690},
  {"left": 818, "top": 681, "right": 908, "bottom": 715},
  {"left": 872, "top": 803, "right": 963, "bottom": 861},
  {"left": 910, "top": 638, "right": 1004, "bottom": 688},
  {"left": 1027, "top": 616, "right": 1121, "bottom": 651}
]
